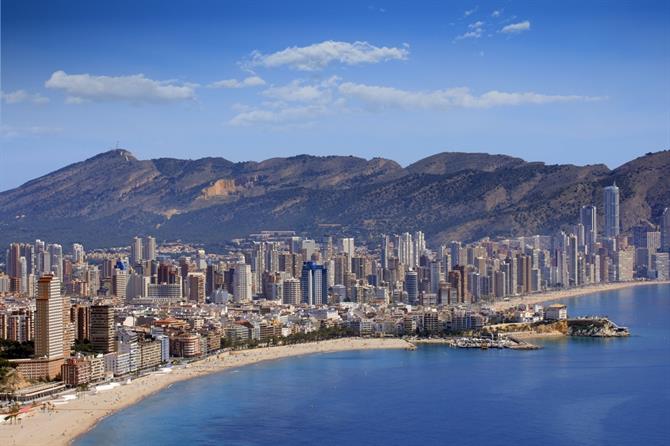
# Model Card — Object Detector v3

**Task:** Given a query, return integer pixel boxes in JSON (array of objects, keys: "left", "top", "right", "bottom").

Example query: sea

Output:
[{"left": 76, "top": 284, "right": 670, "bottom": 446}]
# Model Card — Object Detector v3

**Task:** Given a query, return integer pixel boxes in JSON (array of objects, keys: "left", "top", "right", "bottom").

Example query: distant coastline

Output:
[
  {"left": 490, "top": 280, "right": 670, "bottom": 311},
  {"left": 0, "top": 338, "right": 410, "bottom": 446}
]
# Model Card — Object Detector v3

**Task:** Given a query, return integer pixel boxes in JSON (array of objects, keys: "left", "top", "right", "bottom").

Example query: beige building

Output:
[{"left": 35, "top": 274, "right": 64, "bottom": 360}]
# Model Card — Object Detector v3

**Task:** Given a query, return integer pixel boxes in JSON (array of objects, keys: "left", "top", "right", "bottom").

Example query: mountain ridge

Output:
[{"left": 1, "top": 149, "right": 668, "bottom": 248}]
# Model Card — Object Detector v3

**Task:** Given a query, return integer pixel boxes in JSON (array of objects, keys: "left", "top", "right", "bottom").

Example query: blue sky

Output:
[{"left": 1, "top": 0, "right": 669, "bottom": 191}]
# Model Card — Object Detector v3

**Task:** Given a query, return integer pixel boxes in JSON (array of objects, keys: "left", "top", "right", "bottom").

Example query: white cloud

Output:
[
  {"left": 247, "top": 40, "right": 409, "bottom": 71},
  {"left": 228, "top": 104, "right": 329, "bottom": 127},
  {"left": 456, "top": 21, "right": 485, "bottom": 40},
  {"left": 45, "top": 70, "right": 196, "bottom": 104},
  {"left": 209, "top": 76, "right": 266, "bottom": 88},
  {"left": 262, "top": 77, "right": 340, "bottom": 103},
  {"left": 464, "top": 7, "right": 478, "bottom": 17},
  {"left": 500, "top": 21, "right": 531, "bottom": 34},
  {"left": 491, "top": 10, "right": 502, "bottom": 17},
  {"left": 338, "top": 82, "right": 602, "bottom": 110},
  {"left": 1, "top": 125, "right": 62, "bottom": 138},
  {"left": 1, "top": 90, "right": 50, "bottom": 104}
]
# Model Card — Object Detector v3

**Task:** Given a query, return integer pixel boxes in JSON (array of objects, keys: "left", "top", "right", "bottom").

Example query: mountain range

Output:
[{"left": 1, "top": 149, "right": 668, "bottom": 250}]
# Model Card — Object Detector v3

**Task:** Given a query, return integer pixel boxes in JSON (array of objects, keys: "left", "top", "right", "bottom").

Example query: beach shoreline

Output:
[
  {"left": 0, "top": 338, "right": 411, "bottom": 446},
  {"left": 490, "top": 280, "right": 669, "bottom": 311},
  {"left": 2, "top": 280, "right": 668, "bottom": 445}
]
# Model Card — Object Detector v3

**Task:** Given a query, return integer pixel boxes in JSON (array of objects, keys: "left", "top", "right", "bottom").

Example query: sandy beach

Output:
[
  {"left": 490, "top": 280, "right": 670, "bottom": 311},
  {"left": 0, "top": 337, "right": 411, "bottom": 446}
]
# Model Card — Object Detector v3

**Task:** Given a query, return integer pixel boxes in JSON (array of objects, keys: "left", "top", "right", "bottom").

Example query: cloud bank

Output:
[
  {"left": 247, "top": 40, "right": 409, "bottom": 71},
  {"left": 1, "top": 90, "right": 49, "bottom": 104},
  {"left": 338, "top": 82, "right": 601, "bottom": 110},
  {"left": 501, "top": 21, "right": 531, "bottom": 34},
  {"left": 45, "top": 71, "right": 196, "bottom": 104},
  {"left": 209, "top": 76, "right": 266, "bottom": 88}
]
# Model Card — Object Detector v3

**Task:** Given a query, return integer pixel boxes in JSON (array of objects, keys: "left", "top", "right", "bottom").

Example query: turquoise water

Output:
[{"left": 76, "top": 284, "right": 670, "bottom": 446}]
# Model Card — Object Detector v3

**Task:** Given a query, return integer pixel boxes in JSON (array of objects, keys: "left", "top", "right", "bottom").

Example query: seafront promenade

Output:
[{"left": 490, "top": 280, "right": 670, "bottom": 311}]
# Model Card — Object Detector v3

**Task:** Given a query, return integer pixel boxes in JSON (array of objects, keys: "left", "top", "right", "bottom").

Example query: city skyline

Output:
[
  {"left": 1, "top": 167, "right": 669, "bottom": 445},
  {"left": 1, "top": 2, "right": 669, "bottom": 444},
  {"left": 2, "top": 0, "right": 669, "bottom": 190}
]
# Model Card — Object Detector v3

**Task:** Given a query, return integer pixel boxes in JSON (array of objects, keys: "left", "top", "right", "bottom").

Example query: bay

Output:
[{"left": 76, "top": 284, "right": 670, "bottom": 446}]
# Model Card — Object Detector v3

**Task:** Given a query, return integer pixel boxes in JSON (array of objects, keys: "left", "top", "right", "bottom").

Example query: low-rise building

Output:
[{"left": 545, "top": 304, "right": 568, "bottom": 321}]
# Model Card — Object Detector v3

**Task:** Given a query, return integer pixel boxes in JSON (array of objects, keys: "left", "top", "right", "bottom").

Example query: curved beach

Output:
[
  {"left": 0, "top": 338, "right": 411, "bottom": 446},
  {"left": 491, "top": 280, "right": 670, "bottom": 311},
  {"left": 2, "top": 280, "right": 668, "bottom": 445}
]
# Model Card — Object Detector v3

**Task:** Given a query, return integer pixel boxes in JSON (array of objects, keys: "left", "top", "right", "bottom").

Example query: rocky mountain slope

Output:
[{"left": 0, "top": 149, "right": 668, "bottom": 248}]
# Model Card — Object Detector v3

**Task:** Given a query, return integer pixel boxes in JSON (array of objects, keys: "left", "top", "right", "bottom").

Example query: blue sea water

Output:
[{"left": 76, "top": 284, "right": 670, "bottom": 446}]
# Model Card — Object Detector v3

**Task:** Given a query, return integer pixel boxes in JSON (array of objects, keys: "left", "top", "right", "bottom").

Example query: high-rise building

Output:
[
  {"left": 429, "top": 261, "right": 442, "bottom": 294},
  {"left": 380, "top": 235, "right": 390, "bottom": 269},
  {"left": 661, "top": 208, "right": 670, "bottom": 252},
  {"left": 72, "top": 243, "right": 85, "bottom": 264},
  {"left": 188, "top": 272, "right": 206, "bottom": 303},
  {"left": 233, "top": 263, "right": 253, "bottom": 302},
  {"left": 282, "top": 278, "right": 301, "bottom": 305},
  {"left": 604, "top": 183, "right": 620, "bottom": 238},
  {"left": 35, "top": 274, "right": 64, "bottom": 359},
  {"left": 90, "top": 305, "right": 116, "bottom": 354},
  {"left": 405, "top": 270, "right": 418, "bottom": 305},
  {"left": 6, "top": 243, "right": 22, "bottom": 292},
  {"left": 112, "top": 267, "right": 128, "bottom": 300},
  {"left": 340, "top": 237, "right": 355, "bottom": 257},
  {"left": 567, "top": 234, "right": 579, "bottom": 287},
  {"left": 413, "top": 231, "right": 425, "bottom": 267},
  {"left": 300, "top": 262, "right": 328, "bottom": 305},
  {"left": 580, "top": 205, "right": 598, "bottom": 253},
  {"left": 398, "top": 233, "right": 414, "bottom": 268},
  {"left": 73, "top": 304, "right": 91, "bottom": 341},
  {"left": 143, "top": 236, "right": 157, "bottom": 261},
  {"left": 49, "top": 244, "right": 63, "bottom": 280},
  {"left": 615, "top": 247, "right": 635, "bottom": 281},
  {"left": 131, "top": 236, "right": 143, "bottom": 265}
]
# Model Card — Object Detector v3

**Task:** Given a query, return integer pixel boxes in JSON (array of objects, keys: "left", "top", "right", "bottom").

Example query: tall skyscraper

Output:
[
  {"left": 405, "top": 270, "right": 418, "bottom": 305},
  {"left": 430, "top": 261, "right": 442, "bottom": 294},
  {"left": 282, "top": 278, "right": 301, "bottom": 305},
  {"left": 380, "top": 235, "right": 390, "bottom": 269},
  {"left": 661, "top": 208, "right": 670, "bottom": 252},
  {"left": 6, "top": 243, "right": 22, "bottom": 292},
  {"left": 90, "top": 305, "right": 116, "bottom": 353},
  {"left": 131, "top": 236, "right": 143, "bottom": 265},
  {"left": 49, "top": 243, "right": 63, "bottom": 280},
  {"left": 233, "top": 263, "right": 253, "bottom": 302},
  {"left": 72, "top": 243, "right": 85, "bottom": 264},
  {"left": 580, "top": 205, "right": 598, "bottom": 252},
  {"left": 450, "top": 241, "right": 462, "bottom": 267},
  {"left": 143, "top": 236, "right": 157, "bottom": 261},
  {"left": 35, "top": 274, "right": 64, "bottom": 359},
  {"left": 604, "top": 183, "right": 620, "bottom": 238},
  {"left": 567, "top": 234, "right": 579, "bottom": 286},
  {"left": 340, "top": 237, "right": 355, "bottom": 257},
  {"left": 413, "top": 231, "right": 425, "bottom": 267},
  {"left": 300, "top": 262, "right": 328, "bottom": 305},
  {"left": 397, "top": 232, "right": 414, "bottom": 268},
  {"left": 112, "top": 266, "right": 128, "bottom": 300},
  {"left": 188, "top": 272, "right": 206, "bottom": 303}
]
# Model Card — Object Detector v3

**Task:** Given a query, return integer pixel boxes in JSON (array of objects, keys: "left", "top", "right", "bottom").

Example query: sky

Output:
[{"left": 1, "top": 0, "right": 669, "bottom": 191}]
